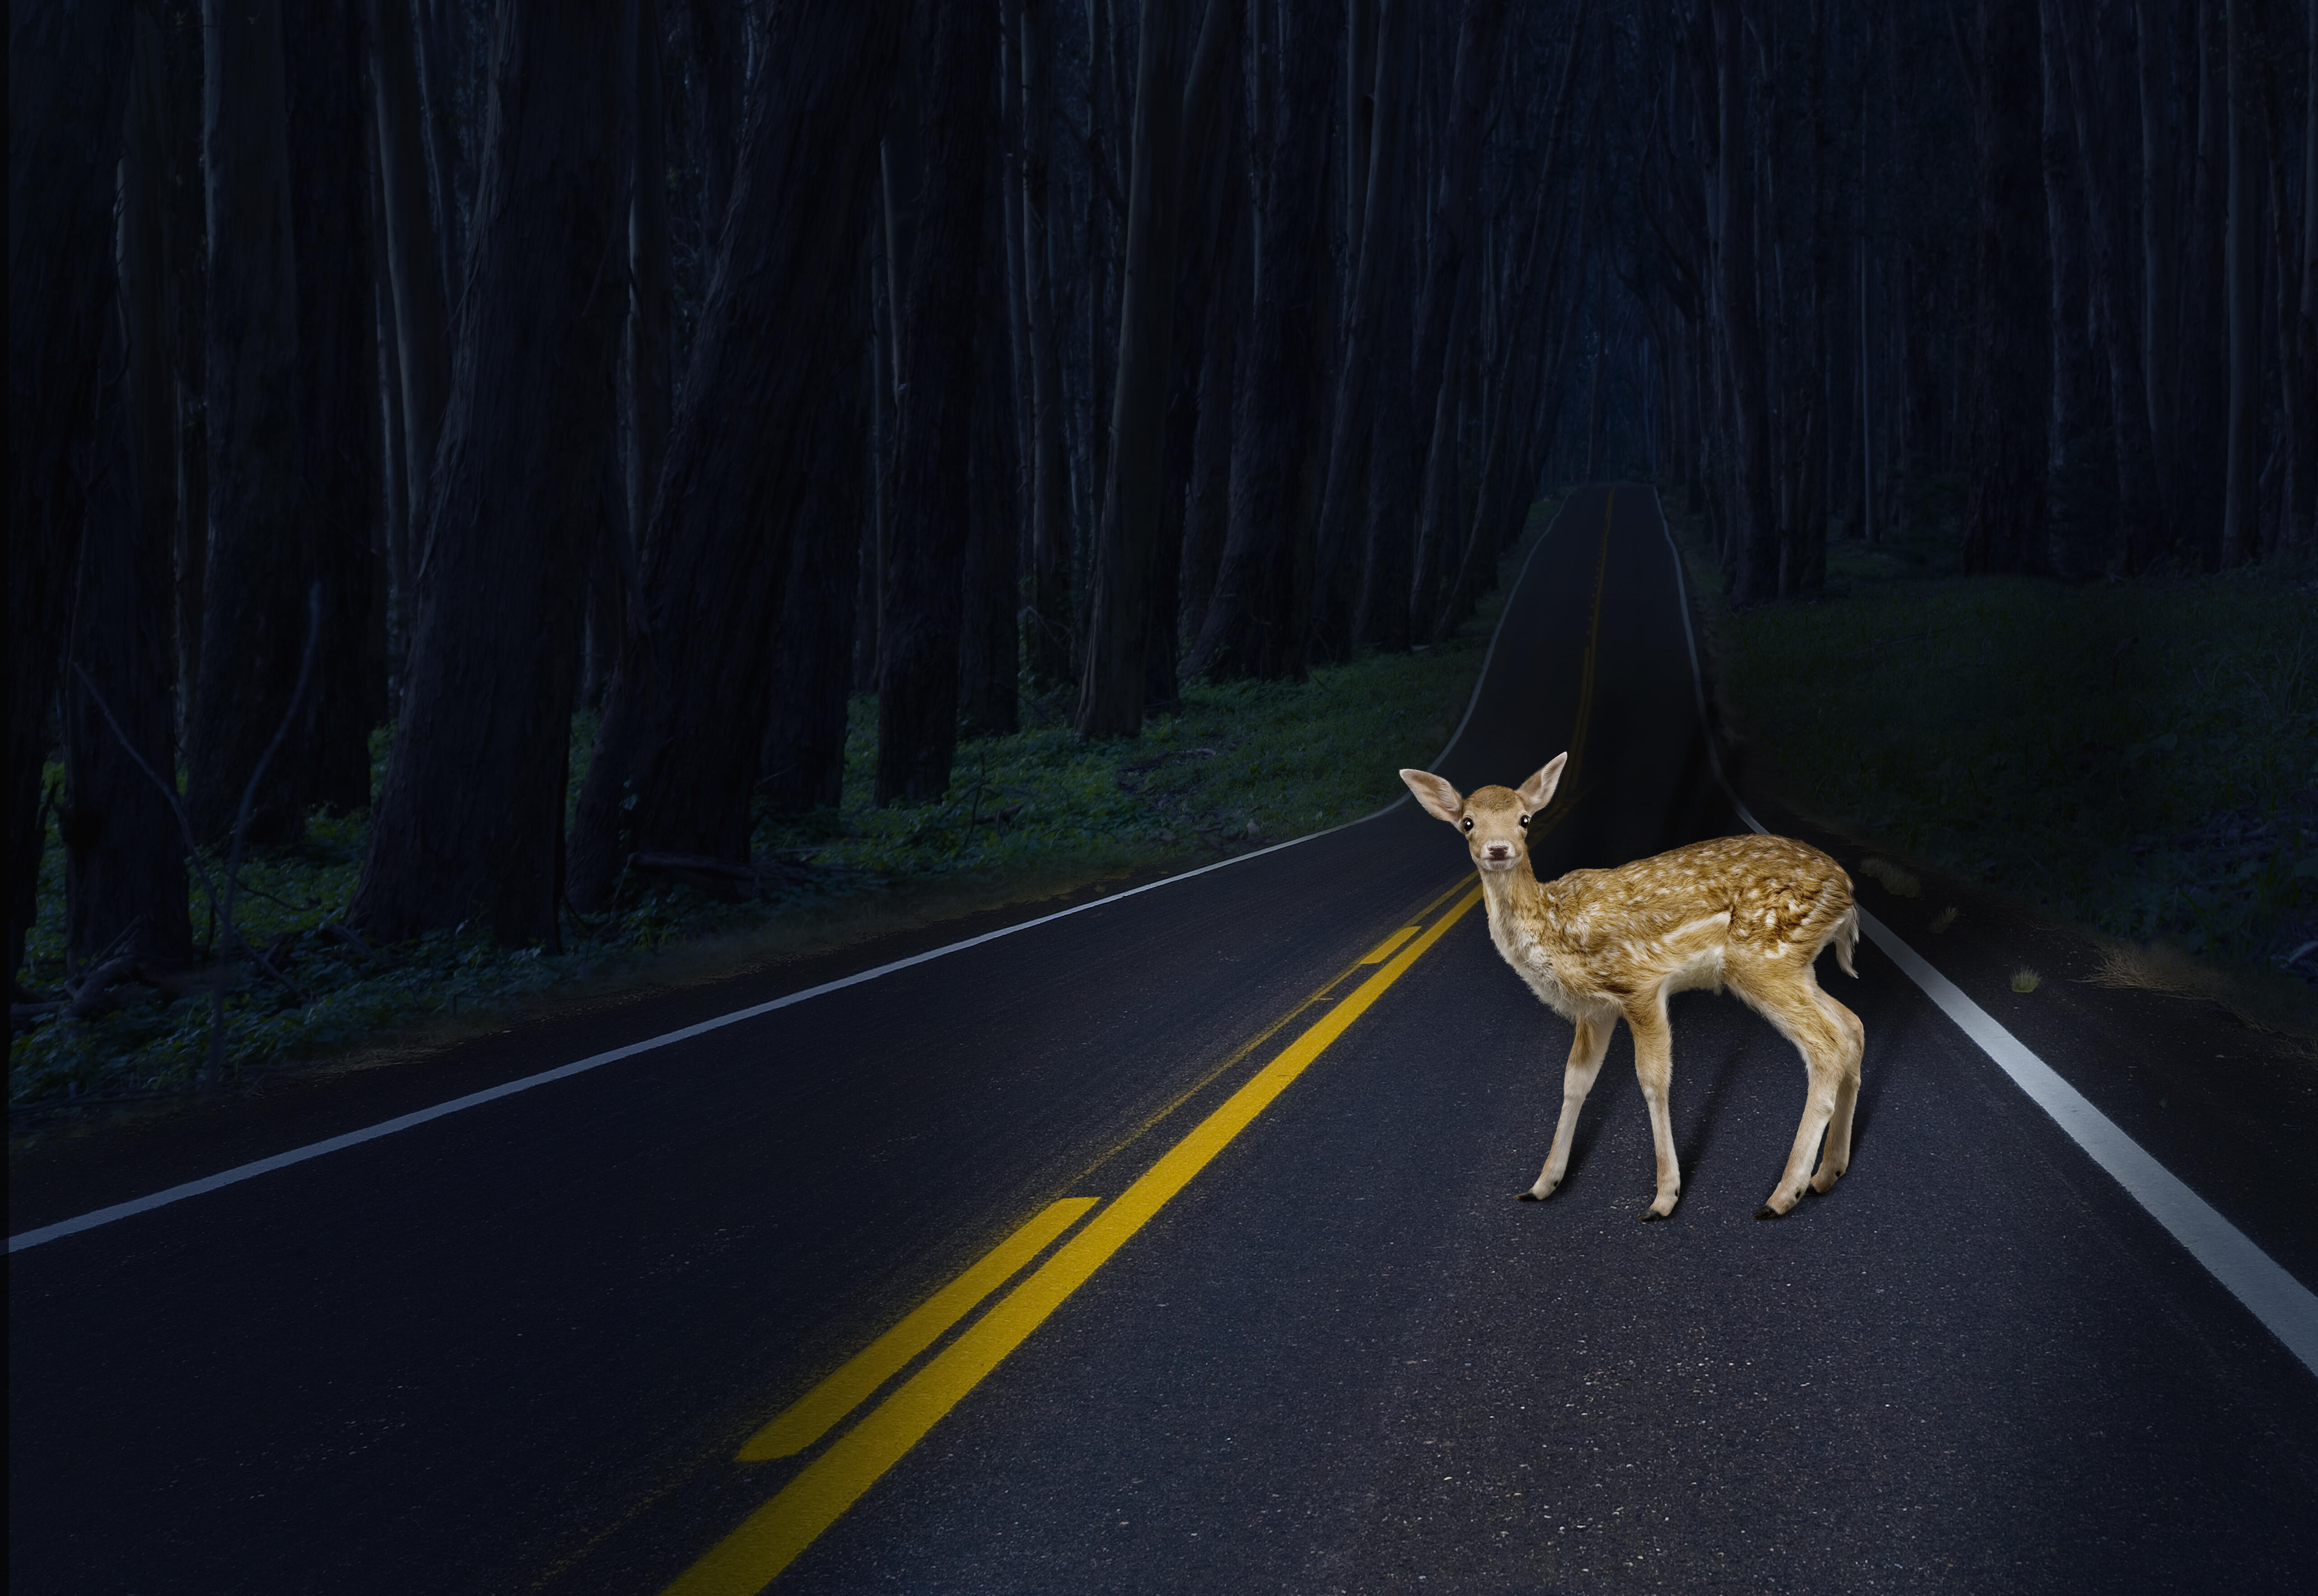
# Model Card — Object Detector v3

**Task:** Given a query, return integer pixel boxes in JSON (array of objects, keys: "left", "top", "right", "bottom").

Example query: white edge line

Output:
[
  {"left": 11, "top": 501, "right": 1576, "bottom": 1255},
  {"left": 1646, "top": 486, "right": 2318, "bottom": 1378}
]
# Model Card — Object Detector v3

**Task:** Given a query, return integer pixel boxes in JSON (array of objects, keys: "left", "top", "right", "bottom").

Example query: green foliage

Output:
[
  {"left": 1699, "top": 542, "right": 2316, "bottom": 972},
  {"left": 12, "top": 506, "right": 1553, "bottom": 1113}
]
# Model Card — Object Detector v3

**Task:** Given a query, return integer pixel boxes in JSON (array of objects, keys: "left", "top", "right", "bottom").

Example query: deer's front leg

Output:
[
  {"left": 1626, "top": 1002, "right": 1682, "bottom": 1220},
  {"left": 1520, "top": 1013, "right": 1612, "bottom": 1200}
]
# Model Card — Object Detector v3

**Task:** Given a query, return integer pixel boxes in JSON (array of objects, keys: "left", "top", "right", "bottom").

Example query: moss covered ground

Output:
[
  {"left": 11, "top": 504, "right": 1558, "bottom": 1115},
  {"left": 1679, "top": 517, "right": 2317, "bottom": 982}
]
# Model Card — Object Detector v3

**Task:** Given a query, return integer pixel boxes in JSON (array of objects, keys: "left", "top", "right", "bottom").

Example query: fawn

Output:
[{"left": 1401, "top": 754, "right": 1864, "bottom": 1220}]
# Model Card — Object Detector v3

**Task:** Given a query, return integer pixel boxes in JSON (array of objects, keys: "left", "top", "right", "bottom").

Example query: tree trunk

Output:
[
  {"left": 2220, "top": 0, "right": 2262, "bottom": 566},
  {"left": 2177, "top": 0, "right": 2231, "bottom": 560},
  {"left": 876, "top": 2, "right": 997, "bottom": 802},
  {"left": 2040, "top": 0, "right": 2108, "bottom": 576},
  {"left": 1309, "top": 0, "right": 1411, "bottom": 661},
  {"left": 2061, "top": 0, "right": 2164, "bottom": 574},
  {"left": 567, "top": 0, "right": 903, "bottom": 900},
  {"left": 2133, "top": 0, "right": 2181, "bottom": 558},
  {"left": 355, "top": 0, "right": 635, "bottom": 946},
  {"left": 62, "top": 10, "right": 192, "bottom": 975},
  {"left": 628, "top": 0, "right": 673, "bottom": 580},
  {"left": 163, "top": 7, "right": 209, "bottom": 753},
  {"left": 1177, "top": 139, "right": 1249, "bottom": 639},
  {"left": 413, "top": 0, "right": 471, "bottom": 296},
  {"left": 1354, "top": 231, "right": 1419, "bottom": 650},
  {"left": 1711, "top": 0, "right": 1777, "bottom": 602},
  {"left": 680, "top": 0, "right": 742, "bottom": 249},
  {"left": 369, "top": 0, "right": 449, "bottom": 643},
  {"left": 1018, "top": 0, "right": 1076, "bottom": 691},
  {"left": 1412, "top": 240, "right": 1486, "bottom": 638},
  {"left": 761, "top": 252, "right": 872, "bottom": 816},
  {"left": 186, "top": 0, "right": 314, "bottom": 845},
  {"left": 962, "top": 166, "right": 1023, "bottom": 740},
  {"left": 855, "top": 258, "right": 889, "bottom": 696},
  {"left": 1442, "top": 24, "right": 1585, "bottom": 633},
  {"left": 1145, "top": 0, "right": 1245, "bottom": 717},
  {"left": 1396, "top": 0, "right": 1513, "bottom": 612},
  {"left": 1185, "top": 0, "right": 1344, "bottom": 682},
  {"left": 285, "top": 0, "right": 381, "bottom": 814},
  {"left": 1960, "top": 0, "right": 2050, "bottom": 574},
  {"left": 1076, "top": 0, "right": 1190, "bottom": 737}
]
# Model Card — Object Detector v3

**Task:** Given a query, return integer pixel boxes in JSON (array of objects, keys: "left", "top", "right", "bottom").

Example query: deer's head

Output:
[{"left": 1400, "top": 755, "right": 1567, "bottom": 876}]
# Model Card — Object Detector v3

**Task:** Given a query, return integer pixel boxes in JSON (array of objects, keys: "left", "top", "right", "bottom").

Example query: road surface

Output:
[{"left": 11, "top": 485, "right": 2315, "bottom": 1595}]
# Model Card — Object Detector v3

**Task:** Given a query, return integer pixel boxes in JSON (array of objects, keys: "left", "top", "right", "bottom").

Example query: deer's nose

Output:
[{"left": 1484, "top": 842, "right": 1513, "bottom": 859}]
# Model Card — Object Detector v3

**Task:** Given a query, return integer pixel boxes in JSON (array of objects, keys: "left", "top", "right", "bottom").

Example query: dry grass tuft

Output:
[
  {"left": 2010, "top": 967, "right": 2043, "bottom": 994},
  {"left": 1859, "top": 857, "right": 1922, "bottom": 898},
  {"left": 2085, "top": 939, "right": 2318, "bottom": 1048},
  {"left": 2086, "top": 940, "right": 2209, "bottom": 999}
]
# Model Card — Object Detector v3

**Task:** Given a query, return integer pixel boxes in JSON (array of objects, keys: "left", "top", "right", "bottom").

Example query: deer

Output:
[{"left": 1400, "top": 754, "right": 1864, "bottom": 1222}]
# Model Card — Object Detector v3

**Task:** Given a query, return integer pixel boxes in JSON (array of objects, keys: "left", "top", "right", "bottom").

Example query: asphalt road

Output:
[{"left": 11, "top": 486, "right": 2315, "bottom": 1595}]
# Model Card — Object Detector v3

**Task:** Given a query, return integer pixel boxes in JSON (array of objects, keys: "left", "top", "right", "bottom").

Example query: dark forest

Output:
[
  {"left": 12, "top": 4, "right": 2318, "bottom": 1588},
  {"left": 11, "top": 0, "right": 2314, "bottom": 1017}
]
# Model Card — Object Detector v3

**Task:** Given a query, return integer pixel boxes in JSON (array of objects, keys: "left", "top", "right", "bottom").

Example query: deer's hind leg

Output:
[
  {"left": 1744, "top": 966, "right": 1856, "bottom": 1218},
  {"left": 1520, "top": 1010, "right": 1614, "bottom": 1201},
  {"left": 1808, "top": 987, "right": 1866, "bottom": 1194}
]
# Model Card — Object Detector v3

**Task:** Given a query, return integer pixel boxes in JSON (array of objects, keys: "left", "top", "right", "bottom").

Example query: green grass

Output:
[
  {"left": 1682, "top": 526, "right": 2317, "bottom": 974},
  {"left": 11, "top": 503, "right": 1558, "bottom": 1115}
]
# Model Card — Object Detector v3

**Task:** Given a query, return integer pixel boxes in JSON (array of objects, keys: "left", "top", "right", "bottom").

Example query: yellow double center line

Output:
[{"left": 664, "top": 883, "right": 1485, "bottom": 1595}]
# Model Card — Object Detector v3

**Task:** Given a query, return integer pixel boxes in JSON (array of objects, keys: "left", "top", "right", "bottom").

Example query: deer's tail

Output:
[{"left": 1829, "top": 904, "right": 1860, "bottom": 979}]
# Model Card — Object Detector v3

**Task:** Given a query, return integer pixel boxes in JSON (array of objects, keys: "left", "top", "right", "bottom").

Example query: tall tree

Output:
[
  {"left": 369, "top": 0, "right": 451, "bottom": 648},
  {"left": 185, "top": 0, "right": 313, "bottom": 844},
  {"left": 2041, "top": 0, "right": 2109, "bottom": 573},
  {"left": 1959, "top": 0, "right": 2051, "bottom": 574},
  {"left": 285, "top": 0, "right": 382, "bottom": 813},
  {"left": 354, "top": 0, "right": 634, "bottom": 946},
  {"left": 1076, "top": 0, "right": 1189, "bottom": 737},
  {"left": 2132, "top": 0, "right": 2182, "bottom": 557},
  {"left": 1078, "top": 0, "right": 1241, "bottom": 734},
  {"left": 1404, "top": 0, "right": 1513, "bottom": 635},
  {"left": 761, "top": 259, "right": 872, "bottom": 815},
  {"left": 628, "top": 0, "right": 673, "bottom": 600},
  {"left": 61, "top": 6, "right": 193, "bottom": 975},
  {"left": 1017, "top": 0, "right": 1077, "bottom": 690},
  {"left": 962, "top": 162, "right": 1024, "bottom": 739},
  {"left": 1184, "top": 0, "right": 1344, "bottom": 682},
  {"left": 2220, "top": 0, "right": 2263, "bottom": 566},
  {"left": 1310, "top": 0, "right": 1413, "bottom": 661},
  {"left": 876, "top": 0, "right": 998, "bottom": 802},
  {"left": 2060, "top": 0, "right": 2165, "bottom": 572},
  {"left": 8, "top": 0, "right": 135, "bottom": 984},
  {"left": 1709, "top": 0, "right": 1778, "bottom": 602},
  {"left": 568, "top": 0, "right": 904, "bottom": 899}
]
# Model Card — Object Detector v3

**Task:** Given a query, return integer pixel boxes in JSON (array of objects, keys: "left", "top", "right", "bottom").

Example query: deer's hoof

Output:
[
  {"left": 1516, "top": 1190, "right": 1542, "bottom": 1202},
  {"left": 1754, "top": 1202, "right": 1782, "bottom": 1220}
]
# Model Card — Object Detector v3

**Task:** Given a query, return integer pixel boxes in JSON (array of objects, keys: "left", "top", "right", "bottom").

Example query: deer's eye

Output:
[
  {"left": 1460, "top": 817, "right": 1474, "bottom": 832},
  {"left": 1518, "top": 814, "right": 1530, "bottom": 828}
]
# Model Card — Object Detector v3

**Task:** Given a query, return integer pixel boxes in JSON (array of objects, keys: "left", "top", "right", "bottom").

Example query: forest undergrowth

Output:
[
  {"left": 1682, "top": 513, "right": 2318, "bottom": 1022},
  {"left": 9, "top": 509, "right": 1553, "bottom": 1120}
]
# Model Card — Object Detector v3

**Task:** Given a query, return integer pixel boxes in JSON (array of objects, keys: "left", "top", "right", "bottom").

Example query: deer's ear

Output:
[
  {"left": 1399, "top": 769, "right": 1465, "bottom": 825},
  {"left": 1516, "top": 753, "right": 1567, "bottom": 813}
]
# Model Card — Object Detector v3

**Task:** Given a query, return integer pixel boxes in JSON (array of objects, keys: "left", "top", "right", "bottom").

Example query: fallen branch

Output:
[
  {"left": 65, "top": 955, "right": 144, "bottom": 1020},
  {"left": 71, "top": 581, "right": 321, "bottom": 1089},
  {"left": 320, "top": 920, "right": 376, "bottom": 960},
  {"left": 623, "top": 851, "right": 818, "bottom": 901}
]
